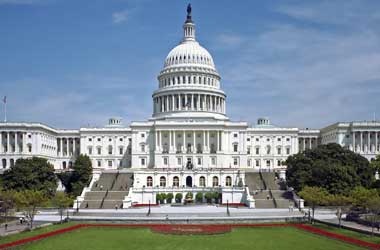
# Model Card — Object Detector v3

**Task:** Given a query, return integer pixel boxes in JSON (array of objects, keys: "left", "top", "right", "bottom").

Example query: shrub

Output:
[
  {"left": 175, "top": 193, "right": 183, "bottom": 203},
  {"left": 212, "top": 192, "right": 220, "bottom": 204},
  {"left": 166, "top": 193, "right": 174, "bottom": 203},
  {"left": 204, "top": 192, "right": 213, "bottom": 203},
  {"left": 185, "top": 192, "right": 193, "bottom": 199},
  {"left": 195, "top": 192, "right": 203, "bottom": 203},
  {"left": 156, "top": 193, "right": 166, "bottom": 204}
]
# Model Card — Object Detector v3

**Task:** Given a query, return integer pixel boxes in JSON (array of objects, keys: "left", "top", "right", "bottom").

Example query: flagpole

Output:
[{"left": 3, "top": 96, "right": 6, "bottom": 123}]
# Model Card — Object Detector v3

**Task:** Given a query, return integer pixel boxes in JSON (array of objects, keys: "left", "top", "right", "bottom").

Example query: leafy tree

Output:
[
  {"left": 58, "top": 155, "right": 92, "bottom": 196},
  {"left": 175, "top": 193, "right": 183, "bottom": 203},
  {"left": 350, "top": 186, "right": 379, "bottom": 210},
  {"left": 286, "top": 143, "right": 373, "bottom": 194},
  {"left": 0, "top": 190, "right": 16, "bottom": 224},
  {"left": 195, "top": 192, "right": 203, "bottom": 203},
  {"left": 327, "top": 194, "right": 352, "bottom": 227},
  {"left": 15, "top": 190, "right": 48, "bottom": 229},
  {"left": 299, "top": 186, "right": 329, "bottom": 223},
  {"left": 2, "top": 157, "right": 57, "bottom": 197},
  {"left": 52, "top": 192, "right": 73, "bottom": 223},
  {"left": 156, "top": 193, "right": 166, "bottom": 204},
  {"left": 205, "top": 192, "right": 213, "bottom": 203},
  {"left": 166, "top": 193, "right": 174, "bottom": 204},
  {"left": 366, "top": 195, "right": 380, "bottom": 236},
  {"left": 370, "top": 155, "right": 380, "bottom": 172}
]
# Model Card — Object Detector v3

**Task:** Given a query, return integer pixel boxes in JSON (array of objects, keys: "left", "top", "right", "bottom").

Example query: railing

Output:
[
  {"left": 100, "top": 189, "right": 109, "bottom": 208},
  {"left": 110, "top": 171, "right": 119, "bottom": 190},
  {"left": 259, "top": 171, "right": 267, "bottom": 190}
]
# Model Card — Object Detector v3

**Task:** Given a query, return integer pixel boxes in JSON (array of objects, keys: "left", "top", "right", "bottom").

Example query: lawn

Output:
[{"left": 11, "top": 226, "right": 365, "bottom": 250}]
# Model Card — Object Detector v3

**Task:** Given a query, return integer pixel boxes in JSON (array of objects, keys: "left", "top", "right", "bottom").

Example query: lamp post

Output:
[
  {"left": 147, "top": 200, "right": 151, "bottom": 216},
  {"left": 76, "top": 199, "right": 79, "bottom": 213},
  {"left": 227, "top": 200, "right": 230, "bottom": 216}
]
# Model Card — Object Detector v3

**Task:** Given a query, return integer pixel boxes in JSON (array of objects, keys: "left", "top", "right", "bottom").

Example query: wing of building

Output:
[{"left": 1, "top": 6, "right": 379, "bottom": 208}]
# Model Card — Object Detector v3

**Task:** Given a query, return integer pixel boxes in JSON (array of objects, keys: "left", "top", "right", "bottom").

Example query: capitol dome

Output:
[{"left": 151, "top": 4, "right": 228, "bottom": 121}]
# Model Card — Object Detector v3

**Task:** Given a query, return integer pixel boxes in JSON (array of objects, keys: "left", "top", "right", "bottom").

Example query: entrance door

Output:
[{"left": 186, "top": 176, "right": 192, "bottom": 187}]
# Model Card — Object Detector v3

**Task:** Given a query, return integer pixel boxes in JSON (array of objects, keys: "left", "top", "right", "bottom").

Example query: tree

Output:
[
  {"left": 370, "top": 155, "right": 380, "bottom": 172},
  {"left": 195, "top": 192, "right": 203, "bottom": 203},
  {"left": 327, "top": 194, "right": 352, "bottom": 227},
  {"left": 286, "top": 143, "right": 373, "bottom": 194},
  {"left": 166, "top": 193, "right": 173, "bottom": 204},
  {"left": 15, "top": 190, "right": 48, "bottom": 229},
  {"left": 2, "top": 157, "right": 57, "bottom": 197},
  {"left": 156, "top": 193, "right": 166, "bottom": 204},
  {"left": 366, "top": 195, "right": 380, "bottom": 236},
  {"left": 299, "top": 186, "right": 329, "bottom": 223},
  {"left": 350, "top": 186, "right": 379, "bottom": 211},
  {"left": 205, "top": 192, "right": 213, "bottom": 203},
  {"left": 52, "top": 192, "right": 73, "bottom": 223},
  {"left": 0, "top": 190, "right": 16, "bottom": 225},
  {"left": 58, "top": 155, "right": 92, "bottom": 196},
  {"left": 175, "top": 193, "right": 183, "bottom": 203}
]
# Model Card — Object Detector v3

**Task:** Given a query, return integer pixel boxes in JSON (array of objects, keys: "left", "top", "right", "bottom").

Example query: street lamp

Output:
[
  {"left": 227, "top": 200, "right": 230, "bottom": 216},
  {"left": 147, "top": 200, "right": 151, "bottom": 216}
]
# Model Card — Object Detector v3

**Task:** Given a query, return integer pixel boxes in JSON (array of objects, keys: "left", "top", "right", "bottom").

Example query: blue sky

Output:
[{"left": 1, "top": 0, "right": 380, "bottom": 129}]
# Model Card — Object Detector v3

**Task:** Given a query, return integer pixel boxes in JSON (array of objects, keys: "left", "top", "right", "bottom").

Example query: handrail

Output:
[
  {"left": 110, "top": 171, "right": 119, "bottom": 190},
  {"left": 100, "top": 189, "right": 109, "bottom": 208},
  {"left": 259, "top": 171, "right": 267, "bottom": 190}
]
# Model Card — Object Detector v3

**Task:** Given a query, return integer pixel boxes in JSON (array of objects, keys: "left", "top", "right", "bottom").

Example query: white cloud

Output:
[{"left": 112, "top": 9, "right": 129, "bottom": 24}]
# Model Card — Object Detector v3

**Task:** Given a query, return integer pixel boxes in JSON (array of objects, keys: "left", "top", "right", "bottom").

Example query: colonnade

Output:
[
  {"left": 352, "top": 131, "right": 379, "bottom": 153},
  {"left": 153, "top": 93, "right": 225, "bottom": 114},
  {"left": 154, "top": 130, "right": 223, "bottom": 154},
  {"left": 57, "top": 137, "right": 79, "bottom": 157},
  {"left": 159, "top": 74, "right": 219, "bottom": 88},
  {"left": 0, "top": 131, "right": 27, "bottom": 154},
  {"left": 298, "top": 137, "right": 318, "bottom": 152}
]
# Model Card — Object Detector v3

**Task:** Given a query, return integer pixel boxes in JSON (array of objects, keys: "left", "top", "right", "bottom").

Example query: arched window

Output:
[
  {"left": 62, "top": 161, "right": 66, "bottom": 169},
  {"left": 2, "top": 159, "right": 7, "bottom": 169},
  {"left": 160, "top": 176, "right": 166, "bottom": 187},
  {"left": 266, "top": 145, "right": 271, "bottom": 155},
  {"left": 108, "top": 145, "right": 113, "bottom": 155},
  {"left": 10, "top": 159, "right": 14, "bottom": 167},
  {"left": 173, "top": 176, "right": 179, "bottom": 187},
  {"left": 147, "top": 176, "right": 153, "bottom": 187},
  {"left": 199, "top": 176, "right": 205, "bottom": 187},
  {"left": 226, "top": 176, "right": 232, "bottom": 187},
  {"left": 212, "top": 176, "right": 219, "bottom": 187}
]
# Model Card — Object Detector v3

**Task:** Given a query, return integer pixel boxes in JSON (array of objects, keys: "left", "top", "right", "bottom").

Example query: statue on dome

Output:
[{"left": 186, "top": 3, "right": 192, "bottom": 22}]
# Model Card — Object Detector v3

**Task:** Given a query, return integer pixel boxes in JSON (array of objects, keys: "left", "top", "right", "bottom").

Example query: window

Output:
[
  {"left": 97, "top": 138, "right": 101, "bottom": 142},
  {"left": 256, "top": 138, "right": 259, "bottom": 142},
  {"left": 247, "top": 159, "right": 251, "bottom": 167},
  {"left": 141, "top": 158, "right": 146, "bottom": 166},
  {"left": 286, "top": 147, "right": 290, "bottom": 154},
  {"left": 226, "top": 176, "right": 232, "bottom": 187},
  {"left": 256, "top": 147, "right": 260, "bottom": 155},
  {"left": 108, "top": 138, "right": 112, "bottom": 142},
  {"left": 211, "top": 157, "right": 216, "bottom": 165},
  {"left": 108, "top": 160, "right": 113, "bottom": 167},
  {"left": 119, "top": 138, "right": 123, "bottom": 142},
  {"left": 234, "top": 133, "right": 238, "bottom": 138},
  {"left": 108, "top": 145, "right": 113, "bottom": 155},
  {"left": 286, "top": 138, "right": 290, "bottom": 142},
  {"left": 177, "top": 157, "right": 182, "bottom": 165},
  {"left": 247, "top": 138, "right": 250, "bottom": 142},
  {"left": 28, "top": 145, "right": 32, "bottom": 152},
  {"left": 97, "top": 147, "right": 101, "bottom": 155},
  {"left": 28, "top": 134, "right": 32, "bottom": 138},
  {"left": 119, "top": 147, "right": 123, "bottom": 155},
  {"left": 147, "top": 176, "right": 153, "bottom": 187},
  {"left": 267, "top": 138, "right": 270, "bottom": 142},
  {"left": 266, "top": 146, "right": 271, "bottom": 155},
  {"left": 266, "top": 160, "right": 271, "bottom": 167},
  {"left": 97, "top": 160, "right": 101, "bottom": 167},
  {"left": 233, "top": 144, "right": 238, "bottom": 152},
  {"left": 277, "top": 160, "right": 282, "bottom": 166},
  {"left": 233, "top": 157, "right": 239, "bottom": 166},
  {"left": 173, "top": 176, "right": 179, "bottom": 187},
  {"left": 141, "top": 133, "right": 145, "bottom": 138},
  {"left": 141, "top": 144, "right": 145, "bottom": 152},
  {"left": 163, "top": 157, "right": 168, "bottom": 165},
  {"left": 247, "top": 147, "right": 251, "bottom": 154},
  {"left": 199, "top": 176, "right": 206, "bottom": 187},
  {"left": 160, "top": 176, "right": 166, "bottom": 187},
  {"left": 88, "top": 138, "right": 92, "bottom": 142},
  {"left": 197, "top": 157, "right": 202, "bottom": 165},
  {"left": 212, "top": 176, "right": 219, "bottom": 187},
  {"left": 277, "top": 147, "right": 281, "bottom": 155},
  {"left": 256, "top": 160, "right": 260, "bottom": 167},
  {"left": 88, "top": 147, "right": 93, "bottom": 155}
]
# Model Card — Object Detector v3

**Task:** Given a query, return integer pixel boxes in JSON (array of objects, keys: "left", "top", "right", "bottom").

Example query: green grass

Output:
[
  {"left": 313, "top": 223, "right": 380, "bottom": 244},
  {"left": 12, "top": 226, "right": 364, "bottom": 250},
  {"left": 0, "top": 222, "right": 79, "bottom": 245}
]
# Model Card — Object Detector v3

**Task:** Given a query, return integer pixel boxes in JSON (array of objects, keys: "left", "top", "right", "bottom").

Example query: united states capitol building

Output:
[{"left": 1, "top": 7, "right": 379, "bottom": 208}]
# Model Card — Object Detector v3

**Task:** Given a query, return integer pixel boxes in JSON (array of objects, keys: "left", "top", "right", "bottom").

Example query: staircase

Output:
[
  {"left": 80, "top": 172, "right": 133, "bottom": 209},
  {"left": 245, "top": 172, "right": 294, "bottom": 209}
]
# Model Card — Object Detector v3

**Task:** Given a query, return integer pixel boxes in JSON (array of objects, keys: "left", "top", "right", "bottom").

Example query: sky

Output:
[{"left": 0, "top": 0, "right": 380, "bottom": 129}]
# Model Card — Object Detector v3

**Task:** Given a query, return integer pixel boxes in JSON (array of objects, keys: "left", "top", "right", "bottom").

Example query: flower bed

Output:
[{"left": 150, "top": 224, "right": 231, "bottom": 235}]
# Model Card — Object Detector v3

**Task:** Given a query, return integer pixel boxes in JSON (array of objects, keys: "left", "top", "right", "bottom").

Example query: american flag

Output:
[{"left": 2, "top": 96, "right": 6, "bottom": 104}]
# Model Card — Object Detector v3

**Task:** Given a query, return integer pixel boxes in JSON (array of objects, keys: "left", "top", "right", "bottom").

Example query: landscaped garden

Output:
[{"left": 1, "top": 223, "right": 379, "bottom": 250}]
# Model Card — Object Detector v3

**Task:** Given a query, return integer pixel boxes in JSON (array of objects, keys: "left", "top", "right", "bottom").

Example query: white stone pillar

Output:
[
  {"left": 352, "top": 131, "right": 355, "bottom": 152},
  {"left": 191, "top": 94, "right": 194, "bottom": 110},
  {"left": 159, "top": 131, "right": 162, "bottom": 151},
  {"left": 302, "top": 138, "right": 305, "bottom": 151},
  {"left": 73, "top": 138, "right": 76, "bottom": 156},
  {"left": 14, "top": 132, "right": 18, "bottom": 153},
  {"left": 216, "top": 131, "right": 219, "bottom": 152},
  {"left": 183, "top": 130, "right": 185, "bottom": 152},
  {"left": 0, "top": 132, "right": 2, "bottom": 153},
  {"left": 172, "top": 95, "right": 175, "bottom": 111},
  {"left": 360, "top": 132, "right": 363, "bottom": 152},
  {"left": 376, "top": 132, "right": 378, "bottom": 153},
  {"left": 192, "top": 131, "right": 195, "bottom": 153},
  {"left": 309, "top": 137, "right": 312, "bottom": 149},
  {"left": 368, "top": 132, "right": 371, "bottom": 153},
  {"left": 7, "top": 132, "right": 10, "bottom": 153},
  {"left": 66, "top": 138, "right": 70, "bottom": 156}
]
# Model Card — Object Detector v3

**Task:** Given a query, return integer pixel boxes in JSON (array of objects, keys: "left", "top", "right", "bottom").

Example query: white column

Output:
[
  {"left": 191, "top": 94, "right": 194, "bottom": 110},
  {"left": 7, "top": 132, "right": 10, "bottom": 153},
  {"left": 159, "top": 131, "right": 162, "bottom": 152},
  {"left": 216, "top": 130, "right": 219, "bottom": 152},
  {"left": 219, "top": 131, "right": 222, "bottom": 151},
  {"left": 73, "top": 138, "right": 76, "bottom": 156},
  {"left": 302, "top": 138, "right": 305, "bottom": 151},
  {"left": 202, "top": 130, "right": 205, "bottom": 152},
  {"left": 376, "top": 132, "right": 378, "bottom": 153},
  {"left": 0, "top": 133, "right": 2, "bottom": 153},
  {"left": 173, "top": 131, "right": 176, "bottom": 152},
  {"left": 161, "top": 97, "right": 164, "bottom": 112},
  {"left": 172, "top": 95, "right": 175, "bottom": 111},
  {"left": 309, "top": 137, "right": 312, "bottom": 149},
  {"left": 169, "top": 131, "right": 172, "bottom": 151},
  {"left": 14, "top": 132, "right": 18, "bottom": 153},
  {"left": 352, "top": 131, "right": 355, "bottom": 152},
  {"left": 66, "top": 138, "right": 70, "bottom": 156},
  {"left": 360, "top": 132, "right": 363, "bottom": 152},
  {"left": 368, "top": 132, "right": 371, "bottom": 153},
  {"left": 183, "top": 130, "right": 185, "bottom": 152},
  {"left": 192, "top": 131, "right": 195, "bottom": 153}
]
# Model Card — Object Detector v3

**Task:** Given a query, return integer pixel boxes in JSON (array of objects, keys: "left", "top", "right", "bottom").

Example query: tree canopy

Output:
[
  {"left": 285, "top": 143, "right": 374, "bottom": 194},
  {"left": 58, "top": 154, "right": 92, "bottom": 196},
  {"left": 1, "top": 157, "right": 57, "bottom": 196}
]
